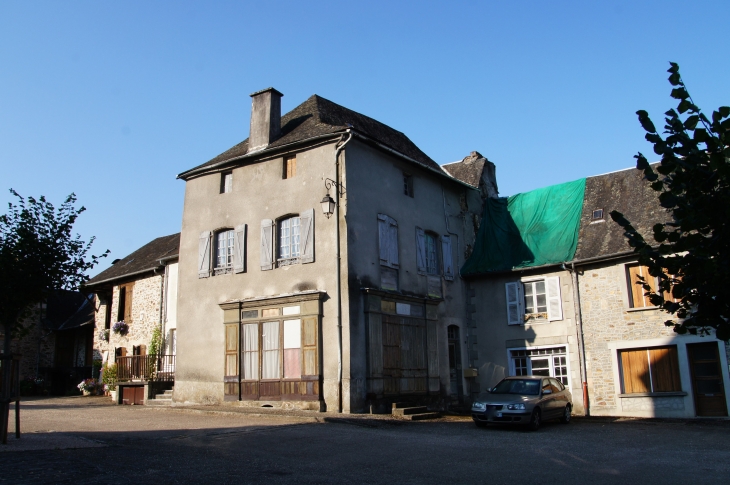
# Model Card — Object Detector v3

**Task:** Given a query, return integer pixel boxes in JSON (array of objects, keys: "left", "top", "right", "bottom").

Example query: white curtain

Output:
[
  {"left": 242, "top": 324, "right": 259, "bottom": 380},
  {"left": 262, "top": 321, "right": 280, "bottom": 379},
  {"left": 283, "top": 319, "right": 301, "bottom": 378}
]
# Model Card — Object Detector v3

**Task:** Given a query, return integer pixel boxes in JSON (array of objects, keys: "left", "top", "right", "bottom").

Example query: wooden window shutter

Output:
[
  {"left": 198, "top": 231, "right": 212, "bottom": 278},
  {"left": 388, "top": 217, "right": 399, "bottom": 267},
  {"left": 233, "top": 224, "right": 247, "bottom": 274},
  {"left": 124, "top": 283, "right": 134, "bottom": 322},
  {"left": 620, "top": 349, "right": 651, "bottom": 393},
  {"left": 546, "top": 276, "right": 563, "bottom": 321},
  {"left": 628, "top": 264, "right": 657, "bottom": 308},
  {"left": 505, "top": 282, "right": 523, "bottom": 325},
  {"left": 441, "top": 234, "right": 454, "bottom": 281},
  {"left": 117, "top": 286, "right": 126, "bottom": 322},
  {"left": 260, "top": 219, "right": 274, "bottom": 271},
  {"left": 378, "top": 214, "right": 389, "bottom": 265},
  {"left": 302, "top": 316, "right": 318, "bottom": 376},
  {"left": 649, "top": 346, "right": 681, "bottom": 392},
  {"left": 139, "top": 344, "right": 146, "bottom": 356},
  {"left": 300, "top": 208, "right": 315, "bottom": 264},
  {"left": 415, "top": 227, "right": 427, "bottom": 275}
]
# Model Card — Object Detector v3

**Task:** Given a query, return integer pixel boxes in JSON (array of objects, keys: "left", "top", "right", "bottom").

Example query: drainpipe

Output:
[
  {"left": 334, "top": 130, "right": 353, "bottom": 413},
  {"left": 567, "top": 262, "right": 589, "bottom": 416}
]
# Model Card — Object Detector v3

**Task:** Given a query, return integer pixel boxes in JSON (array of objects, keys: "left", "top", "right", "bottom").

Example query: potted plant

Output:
[
  {"left": 102, "top": 363, "right": 118, "bottom": 401},
  {"left": 112, "top": 321, "right": 129, "bottom": 336},
  {"left": 98, "top": 329, "right": 110, "bottom": 342},
  {"left": 77, "top": 378, "right": 97, "bottom": 396}
]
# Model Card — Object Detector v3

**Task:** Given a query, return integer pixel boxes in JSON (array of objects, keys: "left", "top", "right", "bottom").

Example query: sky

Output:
[{"left": 1, "top": 1, "right": 728, "bottom": 275}]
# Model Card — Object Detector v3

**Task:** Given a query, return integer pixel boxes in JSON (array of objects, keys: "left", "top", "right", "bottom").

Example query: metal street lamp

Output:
[{"left": 321, "top": 193, "right": 336, "bottom": 218}]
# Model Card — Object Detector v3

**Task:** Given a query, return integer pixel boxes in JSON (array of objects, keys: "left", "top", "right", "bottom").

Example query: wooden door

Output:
[
  {"left": 122, "top": 386, "right": 144, "bottom": 405},
  {"left": 688, "top": 343, "right": 727, "bottom": 417}
]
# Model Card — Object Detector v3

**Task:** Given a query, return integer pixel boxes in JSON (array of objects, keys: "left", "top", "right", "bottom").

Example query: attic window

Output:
[
  {"left": 403, "top": 173, "right": 413, "bottom": 197},
  {"left": 221, "top": 171, "right": 233, "bottom": 194},
  {"left": 284, "top": 155, "right": 297, "bottom": 179},
  {"left": 591, "top": 209, "right": 604, "bottom": 221}
]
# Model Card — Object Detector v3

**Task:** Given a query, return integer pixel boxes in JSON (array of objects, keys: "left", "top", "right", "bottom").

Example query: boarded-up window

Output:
[
  {"left": 284, "top": 155, "right": 297, "bottom": 179},
  {"left": 220, "top": 171, "right": 233, "bottom": 193},
  {"left": 619, "top": 346, "right": 681, "bottom": 393},
  {"left": 627, "top": 264, "right": 658, "bottom": 308},
  {"left": 225, "top": 324, "right": 238, "bottom": 378},
  {"left": 117, "top": 283, "right": 134, "bottom": 323}
]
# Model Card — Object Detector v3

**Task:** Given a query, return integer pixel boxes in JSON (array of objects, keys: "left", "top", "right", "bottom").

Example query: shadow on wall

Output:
[{"left": 477, "top": 325, "right": 537, "bottom": 392}]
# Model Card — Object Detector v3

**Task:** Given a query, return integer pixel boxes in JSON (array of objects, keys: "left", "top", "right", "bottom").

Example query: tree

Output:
[
  {"left": 610, "top": 63, "right": 730, "bottom": 341},
  {"left": 0, "top": 190, "right": 107, "bottom": 442}
]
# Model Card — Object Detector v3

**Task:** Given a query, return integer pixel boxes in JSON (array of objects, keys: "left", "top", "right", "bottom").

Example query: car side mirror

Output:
[{"left": 542, "top": 389, "right": 552, "bottom": 395}]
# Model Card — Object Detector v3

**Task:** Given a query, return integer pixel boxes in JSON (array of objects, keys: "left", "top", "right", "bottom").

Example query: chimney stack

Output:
[{"left": 248, "top": 87, "right": 283, "bottom": 152}]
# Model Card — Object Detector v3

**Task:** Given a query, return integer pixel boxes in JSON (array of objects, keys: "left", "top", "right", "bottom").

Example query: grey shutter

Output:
[
  {"left": 233, "top": 224, "right": 247, "bottom": 274},
  {"left": 546, "top": 276, "right": 563, "bottom": 321},
  {"left": 505, "top": 282, "right": 522, "bottom": 325},
  {"left": 198, "top": 231, "right": 211, "bottom": 278},
  {"left": 415, "top": 227, "right": 427, "bottom": 275},
  {"left": 378, "top": 214, "right": 389, "bottom": 265},
  {"left": 300, "top": 209, "right": 314, "bottom": 264},
  {"left": 260, "top": 219, "right": 274, "bottom": 271},
  {"left": 442, "top": 235, "right": 454, "bottom": 281},
  {"left": 388, "top": 217, "right": 399, "bottom": 267}
]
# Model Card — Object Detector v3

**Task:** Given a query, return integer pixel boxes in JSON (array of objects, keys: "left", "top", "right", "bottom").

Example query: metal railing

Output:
[{"left": 116, "top": 355, "right": 175, "bottom": 382}]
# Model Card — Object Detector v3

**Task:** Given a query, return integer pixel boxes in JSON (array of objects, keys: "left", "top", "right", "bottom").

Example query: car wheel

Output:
[
  {"left": 560, "top": 404, "right": 572, "bottom": 424},
  {"left": 528, "top": 409, "right": 541, "bottom": 431}
]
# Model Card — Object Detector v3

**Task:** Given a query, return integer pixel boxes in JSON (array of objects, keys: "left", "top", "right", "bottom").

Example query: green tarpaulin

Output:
[{"left": 461, "top": 178, "right": 586, "bottom": 275}]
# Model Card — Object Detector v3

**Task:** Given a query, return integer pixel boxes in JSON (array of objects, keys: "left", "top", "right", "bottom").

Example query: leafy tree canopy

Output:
[
  {"left": 611, "top": 63, "right": 730, "bottom": 341},
  {"left": 0, "top": 190, "right": 108, "bottom": 352}
]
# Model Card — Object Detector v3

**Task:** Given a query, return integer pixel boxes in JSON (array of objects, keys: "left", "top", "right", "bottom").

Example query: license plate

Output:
[{"left": 496, "top": 412, "right": 502, "bottom": 418}]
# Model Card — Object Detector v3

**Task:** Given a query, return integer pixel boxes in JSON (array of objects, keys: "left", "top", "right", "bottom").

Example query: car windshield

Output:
[{"left": 492, "top": 379, "right": 540, "bottom": 395}]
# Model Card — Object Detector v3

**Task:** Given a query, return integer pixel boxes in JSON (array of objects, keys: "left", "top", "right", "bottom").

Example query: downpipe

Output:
[{"left": 565, "top": 262, "right": 589, "bottom": 416}]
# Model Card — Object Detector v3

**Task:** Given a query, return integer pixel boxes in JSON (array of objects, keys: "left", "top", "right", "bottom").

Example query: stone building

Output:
[
  {"left": 84, "top": 234, "right": 179, "bottom": 377},
  {"left": 173, "top": 88, "right": 494, "bottom": 412},
  {"left": 462, "top": 166, "right": 730, "bottom": 418}
]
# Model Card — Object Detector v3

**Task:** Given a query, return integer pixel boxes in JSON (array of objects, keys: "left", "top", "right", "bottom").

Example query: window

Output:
[
  {"left": 505, "top": 277, "right": 562, "bottom": 324},
  {"left": 425, "top": 233, "right": 438, "bottom": 275},
  {"left": 619, "top": 346, "right": 681, "bottom": 394},
  {"left": 220, "top": 171, "right": 233, "bottom": 194},
  {"left": 278, "top": 216, "right": 301, "bottom": 263},
  {"left": 198, "top": 225, "right": 247, "bottom": 278},
  {"left": 510, "top": 346, "right": 569, "bottom": 386},
  {"left": 416, "top": 229, "right": 455, "bottom": 281},
  {"left": 215, "top": 229, "right": 235, "bottom": 274},
  {"left": 260, "top": 210, "right": 314, "bottom": 270},
  {"left": 626, "top": 263, "right": 679, "bottom": 308},
  {"left": 591, "top": 208, "right": 604, "bottom": 221},
  {"left": 403, "top": 173, "right": 413, "bottom": 197},
  {"left": 283, "top": 155, "right": 297, "bottom": 179},
  {"left": 117, "top": 283, "right": 133, "bottom": 322},
  {"left": 378, "top": 214, "right": 399, "bottom": 268}
]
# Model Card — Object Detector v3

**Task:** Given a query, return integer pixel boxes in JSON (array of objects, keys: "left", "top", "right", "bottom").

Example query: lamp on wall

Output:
[{"left": 321, "top": 178, "right": 343, "bottom": 219}]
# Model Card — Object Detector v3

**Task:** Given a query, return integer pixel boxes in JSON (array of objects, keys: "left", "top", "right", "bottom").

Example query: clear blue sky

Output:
[{"left": 1, "top": 1, "right": 728, "bottom": 275}]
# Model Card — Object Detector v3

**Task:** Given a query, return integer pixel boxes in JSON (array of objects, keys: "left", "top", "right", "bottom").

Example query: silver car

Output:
[{"left": 471, "top": 376, "right": 572, "bottom": 431}]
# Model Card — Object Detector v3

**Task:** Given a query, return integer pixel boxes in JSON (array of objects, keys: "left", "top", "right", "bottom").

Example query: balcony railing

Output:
[{"left": 116, "top": 355, "right": 175, "bottom": 382}]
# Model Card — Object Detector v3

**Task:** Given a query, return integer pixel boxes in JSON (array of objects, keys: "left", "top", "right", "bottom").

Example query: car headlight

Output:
[
  {"left": 507, "top": 403, "right": 526, "bottom": 410},
  {"left": 472, "top": 402, "right": 486, "bottom": 411}
]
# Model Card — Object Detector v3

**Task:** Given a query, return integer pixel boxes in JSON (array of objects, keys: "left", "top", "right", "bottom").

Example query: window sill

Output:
[
  {"left": 625, "top": 306, "right": 660, "bottom": 313},
  {"left": 618, "top": 392, "right": 687, "bottom": 398},
  {"left": 278, "top": 258, "right": 300, "bottom": 267},
  {"left": 214, "top": 267, "right": 233, "bottom": 276}
]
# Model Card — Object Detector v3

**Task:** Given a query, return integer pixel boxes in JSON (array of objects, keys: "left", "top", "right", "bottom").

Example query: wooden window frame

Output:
[
  {"left": 214, "top": 229, "right": 235, "bottom": 275},
  {"left": 277, "top": 215, "right": 301, "bottom": 265}
]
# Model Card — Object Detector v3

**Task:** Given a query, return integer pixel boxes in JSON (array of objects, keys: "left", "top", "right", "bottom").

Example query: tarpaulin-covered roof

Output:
[{"left": 461, "top": 178, "right": 586, "bottom": 275}]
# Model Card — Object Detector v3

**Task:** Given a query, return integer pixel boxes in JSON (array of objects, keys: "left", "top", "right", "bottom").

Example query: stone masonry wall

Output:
[
  {"left": 93, "top": 274, "right": 163, "bottom": 363},
  {"left": 578, "top": 261, "right": 675, "bottom": 414},
  {"left": 0, "top": 304, "right": 56, "bottom": 379}
]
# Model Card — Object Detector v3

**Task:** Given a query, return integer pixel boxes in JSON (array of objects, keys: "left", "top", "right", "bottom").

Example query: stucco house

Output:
[
  {"left": 84, "top": 233, "right": 179, "bottom": 404},
  {"left": 462, "top": 167, "right": 730, "bottom": 418},
  {"left": 173, "top": 88, "right": 495, "bottom": 413}
]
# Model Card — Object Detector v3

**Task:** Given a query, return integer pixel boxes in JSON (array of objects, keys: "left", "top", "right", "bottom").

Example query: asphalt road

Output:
[{"left": 1, "top": 397, "right": 729, "bottom": 484}]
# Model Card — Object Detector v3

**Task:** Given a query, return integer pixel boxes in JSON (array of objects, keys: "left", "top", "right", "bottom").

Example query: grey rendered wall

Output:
[
  {"left": 341, "top": 140, "right": 480, "bottom": 411},
  {"left": 175, "top": 142, "right": 342, "bottom": 408},
  {"left": 468, "top": 269, "right": 585, "bottom": 414}
]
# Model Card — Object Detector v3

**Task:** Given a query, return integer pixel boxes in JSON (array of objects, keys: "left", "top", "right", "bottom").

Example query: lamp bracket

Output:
[{"left": 324, "top": 178, "right": 346, "bottom": 198}]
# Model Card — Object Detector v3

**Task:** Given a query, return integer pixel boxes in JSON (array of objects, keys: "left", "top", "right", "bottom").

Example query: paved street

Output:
[{"left": 1, "top": 397, "right": 729, "bottom": 484}]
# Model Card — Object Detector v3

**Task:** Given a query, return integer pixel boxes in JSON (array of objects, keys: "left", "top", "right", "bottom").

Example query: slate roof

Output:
[
  {"left": 84, "top": 233, "right": 180, "bottom": 287},
  {"left": 178, "top": 94, "right": 442, "bottom": 179},
  {"left": 574, "top": 165, "right": 670, "bottom": 261},
  {"left": 442, "top": 151, "right": 488, "bottom": 187}
]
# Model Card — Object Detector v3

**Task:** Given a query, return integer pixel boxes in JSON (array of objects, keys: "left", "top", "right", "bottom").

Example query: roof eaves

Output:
[
  {"left": 83, "top": 265, "right": 161, "bottom": 289},
  {"left": 177, "top": 132, "right": 345, "bottom": 180}
]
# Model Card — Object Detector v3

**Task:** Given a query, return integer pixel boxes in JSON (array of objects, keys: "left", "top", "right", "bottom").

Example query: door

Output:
[
  {"left": 688, "top": 343, "right": 728, "bottom": 417},
  {"left": 447, "top": 326, "right": 463, "bottom": 398}
]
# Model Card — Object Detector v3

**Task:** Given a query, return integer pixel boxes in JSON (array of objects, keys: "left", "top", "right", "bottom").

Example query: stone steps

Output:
[
  {"left": 391, "top": 402, "right": 440, "bottom": 421},
  {"left": 147, "top": 389, "right": 173, "bottom": 407}
]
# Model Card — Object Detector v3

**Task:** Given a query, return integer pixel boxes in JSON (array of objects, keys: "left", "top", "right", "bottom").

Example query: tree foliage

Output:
[
  {"left": 0, "top": 190, "right": 108, "bottom": 352},
  {"left": 610, "top": 63, "right": 730, "bottom": 341}
]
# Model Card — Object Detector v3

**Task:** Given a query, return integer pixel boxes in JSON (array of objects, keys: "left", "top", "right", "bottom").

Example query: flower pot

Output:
[
  {"left": 110, "top": 390, "right": 117, "bottom": 402},
  {"left": 82, "top": 390, "right": 91, "bottom": 396}
]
